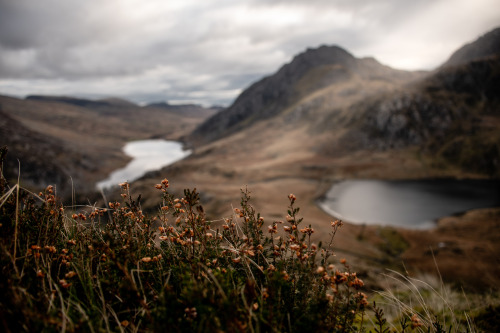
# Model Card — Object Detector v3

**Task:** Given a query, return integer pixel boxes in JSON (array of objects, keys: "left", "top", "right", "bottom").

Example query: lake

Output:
[
  {"left": 318, "top": 179, "right": 500, "bottom": 229},
  {"left": 96, "top": 139, "right": 190, "bottom": 190}
]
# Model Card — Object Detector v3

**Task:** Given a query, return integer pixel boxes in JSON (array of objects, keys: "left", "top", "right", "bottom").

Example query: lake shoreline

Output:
[
  {"left": 317, "top": 178, "right": 500, "bottom": 230},
  {"left": 96, "top": 139, "right": 191, "bottom": 190}
]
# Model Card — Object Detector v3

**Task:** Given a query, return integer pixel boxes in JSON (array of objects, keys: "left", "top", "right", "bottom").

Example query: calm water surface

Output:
[
  {"left": 318, "top": 179, "right": 500, "bottom": 229},
  {"left": 97, "top": 140, "right": 190, "bottom": 190}
]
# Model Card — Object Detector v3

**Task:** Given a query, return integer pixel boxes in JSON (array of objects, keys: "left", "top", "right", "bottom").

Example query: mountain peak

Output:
[
  {"left": 277, "top": 45, "right": 356, "bottom": 80},
  {"left": 293, "top": 45, "right": 354, "bottom": 64}
]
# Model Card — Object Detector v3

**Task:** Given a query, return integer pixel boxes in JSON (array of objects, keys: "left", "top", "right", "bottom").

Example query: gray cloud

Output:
[{"left": 0, "top": 0, "right": 499, "bottom": 106}]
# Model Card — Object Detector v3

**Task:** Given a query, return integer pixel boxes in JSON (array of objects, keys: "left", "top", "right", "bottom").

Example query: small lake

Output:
[
  {"left": 318, "top": 179, "right": 500, "bottom": 229},
  {"left": 96, "top": 139, "right": 190, "bottom": 190}
]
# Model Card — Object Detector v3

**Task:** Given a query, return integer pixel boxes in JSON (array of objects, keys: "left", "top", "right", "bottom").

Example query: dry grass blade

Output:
[
  {"left": 0, "top": 183, "right": 17, "bottom": 208},
  {"left": 376, "top": 269, "right": 476, "bottom": 332}
]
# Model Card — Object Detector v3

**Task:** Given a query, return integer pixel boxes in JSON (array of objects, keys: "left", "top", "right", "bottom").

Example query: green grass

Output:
[{"left": 377, "top": 227, "right": 410, "bottom": 258}]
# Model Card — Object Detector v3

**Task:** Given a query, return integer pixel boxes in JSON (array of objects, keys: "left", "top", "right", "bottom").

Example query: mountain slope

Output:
[
  {"left": 353, "top": 54, "right": 500, "bottom": 175},
  {"left": 0, "top": 108, "right": 91, "bottom": 192},
  {"left": 332, "top": 27, "right": 500, "bottom": 176},
  {"left": 189, "top": 45, "right": 422, "bottom": 145},
  {"left": 442, "top": 27, "right": 500, "bottom": 67}
]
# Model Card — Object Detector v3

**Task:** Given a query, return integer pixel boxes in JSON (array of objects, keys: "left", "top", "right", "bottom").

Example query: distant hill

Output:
[
  {"left": 25, "top": 95, "right": 137, "bottom": 109},
  {"left": 188, "top": 26, "right": 500, "bottom": 177},
  {"left": 0, "top": 94, "right": 217, "bottom": 195},
  {"left": 145, "top": 101, "right": 220, "bottom": 118}
]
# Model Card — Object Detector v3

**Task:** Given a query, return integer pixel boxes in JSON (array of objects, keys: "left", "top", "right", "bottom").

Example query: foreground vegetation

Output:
[{"left": 0, "top": 155, "right": 493, "bottom": 331}]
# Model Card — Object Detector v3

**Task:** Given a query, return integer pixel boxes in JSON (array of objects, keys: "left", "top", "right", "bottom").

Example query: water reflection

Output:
[
  {"left": 318, "top": 179, "right": 500, "bottom": 229},
  {"left": 97, "top": 139, "right": 190, "bottom": 190}
]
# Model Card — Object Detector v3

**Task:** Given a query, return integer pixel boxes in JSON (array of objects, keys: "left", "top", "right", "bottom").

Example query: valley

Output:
[
  {"left": 0, "top": 95, "right": 217, "bottom": 196},
  {"left": 1, "top": 27, "right": 499, "bottom": 291}
]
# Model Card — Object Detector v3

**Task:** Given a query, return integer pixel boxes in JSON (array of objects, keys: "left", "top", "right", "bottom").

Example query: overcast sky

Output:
[{"left": 0, "top": 0, "right": 499, "bottom": 106}]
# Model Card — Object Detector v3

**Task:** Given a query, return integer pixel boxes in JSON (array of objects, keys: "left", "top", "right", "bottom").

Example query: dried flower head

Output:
[
  {"left": 59, "top": 279, "right": 72, "bottom": 289},
  {"left": 299, "top": 227, "right": 314, "bottom": 235},
  {"left": 65, "top": 271, "right": 77, "bottom": 279},
  {"left": 350, "top": 277, "right": 364, "bottom": 289},
  {"left": 184, "top": 307, "right": 197, "bottom": 321},
  {"left": 331, "top": 220, "right": 343, "bottom": 228},
  {"left": 411, "top": 314, "right": 423, "bottom": 329}
]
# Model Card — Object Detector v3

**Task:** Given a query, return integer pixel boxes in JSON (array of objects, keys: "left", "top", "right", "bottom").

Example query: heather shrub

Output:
[
  {"left": 0, "top": 174, "right": 368, "bottom": 332},
  {"left": 0, "top": 163, "right": 484, "bottom": 332}
]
